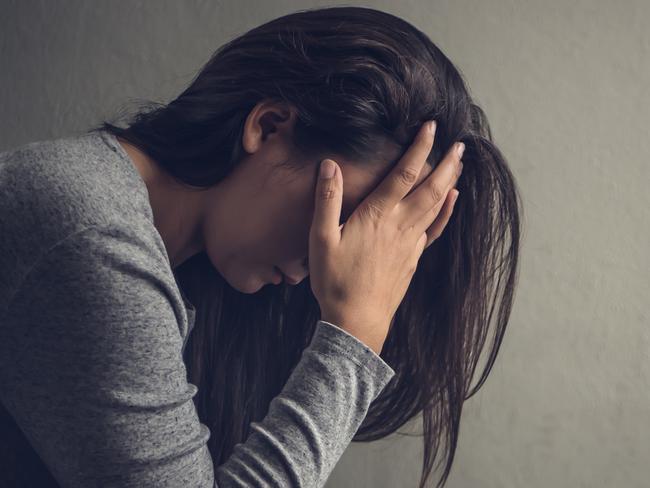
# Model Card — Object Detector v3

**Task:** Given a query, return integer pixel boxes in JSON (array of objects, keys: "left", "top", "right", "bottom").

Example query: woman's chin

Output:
[{"left": 233, "top": 272, "right": 277, "bottom": 294}]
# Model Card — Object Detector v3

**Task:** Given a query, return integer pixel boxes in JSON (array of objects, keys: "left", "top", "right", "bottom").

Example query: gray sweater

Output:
[{"left": 0, "top": 130, "right": 395, "bottom": 487}]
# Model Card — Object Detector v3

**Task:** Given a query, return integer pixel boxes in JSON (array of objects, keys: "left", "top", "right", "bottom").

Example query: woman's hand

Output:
[{"left": 308, "top": 121, "right": 464, "bottom": 354}]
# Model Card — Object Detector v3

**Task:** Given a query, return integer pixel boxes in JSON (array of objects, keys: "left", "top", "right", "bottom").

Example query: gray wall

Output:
[{"left": 2, "top": 1, "right": 648, "bottom": 487}]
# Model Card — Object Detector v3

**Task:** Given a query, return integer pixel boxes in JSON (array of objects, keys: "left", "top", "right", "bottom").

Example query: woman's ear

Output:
[{"left": 242, "top": 99, "right": 297, "bottom": 154}]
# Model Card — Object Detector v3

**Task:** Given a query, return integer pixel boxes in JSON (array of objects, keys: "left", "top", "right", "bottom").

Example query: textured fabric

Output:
[{"left": 0, "top": 130, "right": 396, "bottom": 487}]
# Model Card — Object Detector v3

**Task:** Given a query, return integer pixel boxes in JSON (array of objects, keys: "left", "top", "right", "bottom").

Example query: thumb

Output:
[{"left": 311, "top": 159, "right": 342, "bottom": 246}]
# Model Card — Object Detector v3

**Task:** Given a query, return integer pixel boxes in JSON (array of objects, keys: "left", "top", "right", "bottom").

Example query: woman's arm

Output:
[{"left": 0, "top": 221, "right": 395, "bottom": 487}]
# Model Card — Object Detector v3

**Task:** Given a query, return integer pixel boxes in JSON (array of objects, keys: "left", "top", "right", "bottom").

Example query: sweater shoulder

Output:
[{"left": 0, "top": 130, "right": 156, "bottom": 311}]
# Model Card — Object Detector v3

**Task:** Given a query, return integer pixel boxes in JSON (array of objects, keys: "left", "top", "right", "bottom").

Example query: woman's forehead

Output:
[{"left": 338, "top": 157, "right": 434, "bottom": 221}]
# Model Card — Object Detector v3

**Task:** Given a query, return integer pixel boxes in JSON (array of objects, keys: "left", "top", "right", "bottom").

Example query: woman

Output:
[{"left": 0, "top": 6, "right": 522, "bottom": 488}]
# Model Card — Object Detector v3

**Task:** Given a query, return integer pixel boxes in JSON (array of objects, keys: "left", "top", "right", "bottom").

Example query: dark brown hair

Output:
[{"left": 88, "top": 6, "right": 523, "bottom": 487}]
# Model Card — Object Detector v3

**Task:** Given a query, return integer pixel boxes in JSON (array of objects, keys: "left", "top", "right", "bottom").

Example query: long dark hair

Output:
[{"left": 87, "top": 6, "right": 523, "bottom": 487}]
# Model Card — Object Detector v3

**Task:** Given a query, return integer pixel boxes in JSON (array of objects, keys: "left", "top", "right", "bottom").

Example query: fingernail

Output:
[
  {"left": 457, "top": 142, "right": 465, "bottom": 158},
  {"left": 428, "top": 120, "right": 437, "bottom": 135},
  {"left": 320, "top": 159, "right": 335, "bottom": 179}
]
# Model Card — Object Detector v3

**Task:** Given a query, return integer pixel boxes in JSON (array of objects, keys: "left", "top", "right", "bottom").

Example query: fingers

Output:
[
  {"left": 310, "top": 159, "right": 342, "bottom": 246},
  {"left": 400, "top": 140, "right": 464, "bottom": 233},
  {"left": 423, "top": 188, "right": 459, "bottom": 249},
  {"left": 361, "top": 120, "right": 436, "bottom": 219}
]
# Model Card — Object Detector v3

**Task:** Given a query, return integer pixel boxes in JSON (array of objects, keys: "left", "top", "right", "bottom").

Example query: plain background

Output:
[{"left": 1, "top": 1, "right": 648, "bottom": 487}]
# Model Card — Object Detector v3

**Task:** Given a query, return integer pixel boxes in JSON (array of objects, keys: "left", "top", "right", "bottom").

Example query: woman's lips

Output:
[
  {"left": 271, "top": 266, "right": 283, "bottom": 285},
  {"left": 275, "top": 266, "right": 299, "bottom": 284}
]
